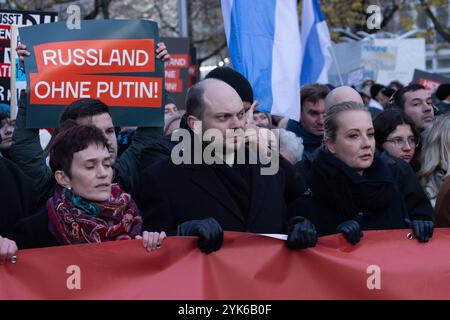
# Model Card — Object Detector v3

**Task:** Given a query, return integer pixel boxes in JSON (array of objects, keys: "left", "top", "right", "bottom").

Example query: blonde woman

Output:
[
  {"left": 418, "top": 113, "right": 450, "bottom": 209},
  {"left": 297, "top": 101, "right": 433, "bottom": 244}
]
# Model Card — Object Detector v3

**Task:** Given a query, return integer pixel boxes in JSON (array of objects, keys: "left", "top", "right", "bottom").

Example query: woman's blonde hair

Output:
[
  {"left": 324, "top": 101, "right": 368, "bottom": 142},
  {"left": 418, "top": 113, "right": 450, "bottom": 189}
]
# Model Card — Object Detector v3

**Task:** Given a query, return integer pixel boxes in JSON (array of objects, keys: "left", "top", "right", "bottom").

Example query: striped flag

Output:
[
  {"left": 300, "top": 0, "right": 332, "bottom": 85},
  {"left": 221, "top": 0, "right": 301, "bottom": 120}
]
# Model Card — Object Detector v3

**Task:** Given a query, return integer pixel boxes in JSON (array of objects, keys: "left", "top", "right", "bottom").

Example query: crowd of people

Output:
[{"left": 2, "top": 40, "right": 450, "bottom": 266}]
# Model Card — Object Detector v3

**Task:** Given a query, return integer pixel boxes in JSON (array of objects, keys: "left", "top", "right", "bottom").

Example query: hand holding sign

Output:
[
  {"left": 16, "top": 43, "right": 30, "bottom": 67},
  {"left": 156, "top": 42, "right": 170, "bottom": 62}
]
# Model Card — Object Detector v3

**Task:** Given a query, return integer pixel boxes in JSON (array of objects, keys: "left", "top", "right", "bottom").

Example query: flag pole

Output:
[{"left": 329, "top": 43, "right": 344, "bottom": 86}]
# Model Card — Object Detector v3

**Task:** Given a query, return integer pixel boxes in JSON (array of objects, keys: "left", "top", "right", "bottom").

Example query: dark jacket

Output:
[
  {"left": 286, "top": 119, "right": 322, "bottom": 160},
  {"left": 378, "top": 151, "right": 433, "bottom": 220},
  {"left": 10, "top": 94, "right": 162, "bottom": 205},
  {"left": 138, "top": 151, "right": 304, "bottom": 235},
  {"left": 0, "top": 157, "right": 37, "bottom": 239},
  {"left": 435, "top": 101, "right": 450, "bottom": 114},
  {"left": 14, "top": 207, "right": 59, "bottom": 249},
  {"left": 295, "top": 149, "right": 432, "bottom": 236},
  {"left": 139, "top": 134, "right": 177, "bottom": 172}
]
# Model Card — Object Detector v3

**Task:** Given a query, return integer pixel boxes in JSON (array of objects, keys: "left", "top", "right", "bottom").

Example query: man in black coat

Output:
[
  {"left": 0, "top": 156, "right": 37, "bottom": 239},
  {"left": 139, "top": 78, "right": 316, "bottom": 253}
]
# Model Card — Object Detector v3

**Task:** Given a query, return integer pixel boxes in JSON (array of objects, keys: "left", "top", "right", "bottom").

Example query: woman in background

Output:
[
  {"left": 419, "top": 113, "right": 450, "bottom": 211},
  {"left": 374, "top": 108, "right": 421, "bottom": 171}
]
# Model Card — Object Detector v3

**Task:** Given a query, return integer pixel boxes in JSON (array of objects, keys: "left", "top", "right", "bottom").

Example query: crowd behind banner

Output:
[{"left": 1, "top": 13, "right": 450, "bottom": 299}]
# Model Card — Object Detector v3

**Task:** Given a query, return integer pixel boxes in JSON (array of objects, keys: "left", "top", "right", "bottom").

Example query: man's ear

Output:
[
  {"left": 54, "top": 170, "right": 71, "bottom": 189},
  {"left": 187, "top": 115, "right": 202, "bottom": 134}
]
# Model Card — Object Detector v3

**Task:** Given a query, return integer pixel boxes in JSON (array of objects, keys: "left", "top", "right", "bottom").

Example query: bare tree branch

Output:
[
  {"left": 421, "top": 0, "right": 450, "bottom": 43},
  {"left": 84, "top": 0, "right": 101, "bottom": 19},
  {"left": 155, "top": 2, "right": 178, "bottom": 33},
  {"left": 101, "top": 0, "right": 111, "bottom": 19},
  {"left": 197, "top": 41, "right": 227, "bottom": 66},
  {"left": 380, "top": 0, "right": 399, "bottom": 29}
]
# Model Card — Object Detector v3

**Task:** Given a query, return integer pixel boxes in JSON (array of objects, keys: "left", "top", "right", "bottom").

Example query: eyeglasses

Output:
[{"left": 385, "top": 136, "right": 419, "bottom": 148}]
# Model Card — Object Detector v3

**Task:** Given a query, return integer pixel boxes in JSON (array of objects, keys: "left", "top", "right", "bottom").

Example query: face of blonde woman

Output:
[{"left": 326, "top": 110, "right": 375, "bottom": 174}]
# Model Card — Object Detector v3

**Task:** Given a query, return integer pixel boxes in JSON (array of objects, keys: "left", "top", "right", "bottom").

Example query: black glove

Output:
[
  {"left": 177, "top": 217, "right": 223, "bottom": 254},
  {"left": 286, "top": 216, "right": 317, "bottom": 249},
  {"left": 406, "top": 219, "right": 434, "bottom": 243},
  {"left": 336, "top": 220, "right": 363, "bottom": 245}
]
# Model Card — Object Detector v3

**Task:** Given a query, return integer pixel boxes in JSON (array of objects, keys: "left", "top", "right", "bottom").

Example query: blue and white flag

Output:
[
  {"left": 221, "top": 0, "right": 301, "bottom": 120},
  {"left": 300, "top": 0, "right": 332, "bottom": 85}
]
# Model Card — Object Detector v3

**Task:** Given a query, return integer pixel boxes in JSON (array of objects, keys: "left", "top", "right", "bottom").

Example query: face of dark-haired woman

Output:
[{"left": 56, "top": 143, "right": 113, "bottom": 203}]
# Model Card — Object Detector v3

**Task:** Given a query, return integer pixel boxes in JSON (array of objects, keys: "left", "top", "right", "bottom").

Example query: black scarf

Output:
[{"left": 310, "top": 149, "right": 395, "bottom": 221}]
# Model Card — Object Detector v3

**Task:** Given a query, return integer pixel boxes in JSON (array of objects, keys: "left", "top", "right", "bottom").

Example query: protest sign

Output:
[
  {"left": 347, "top": 67, "right": 364, "bottom": 87},
  {"left": 19, "top": 19, "right": 164, "bottom": 128},
  {"left": 412, "top": 69, "right": 450, "bottom": 92},
  {"left": 361, "top": 43, "right": 397, "bottom": 71},
  {"left": 161, "top": 37, "right": 190, "bottom": 109},
  {"left": 0, "top": 9, "right": 57, "bottom": 113},
  {"left": 188, "top": 45, "right": 198, "bottom": 88}
]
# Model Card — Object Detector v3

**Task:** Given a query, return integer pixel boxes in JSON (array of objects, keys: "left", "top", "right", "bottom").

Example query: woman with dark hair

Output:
[
  {"left": 373, "top": 108, "right": 421, "bottom": 171},
  {"left": 296, "top": 102, "right": 433, "bottom": 245},
  {"left": 13, "top": 122, "right": 165, "bottom": 252}
]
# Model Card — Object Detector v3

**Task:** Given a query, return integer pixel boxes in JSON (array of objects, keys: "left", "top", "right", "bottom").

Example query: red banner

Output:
[{"left": 1, "top": 229, "right": 450, "bottom": 300}]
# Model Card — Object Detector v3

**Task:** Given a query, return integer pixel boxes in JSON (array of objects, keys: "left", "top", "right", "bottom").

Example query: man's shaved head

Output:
[{"left": 325, "top": 86, "right": 364, "bottom": 109}]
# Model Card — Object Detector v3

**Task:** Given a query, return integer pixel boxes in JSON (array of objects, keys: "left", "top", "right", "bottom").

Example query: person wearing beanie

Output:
[
  {"left": 205, "top": 66, "right": 254, "bottom": 111},
  {"left": 435, "top": 83, "right": 450, "bottom": 114}
]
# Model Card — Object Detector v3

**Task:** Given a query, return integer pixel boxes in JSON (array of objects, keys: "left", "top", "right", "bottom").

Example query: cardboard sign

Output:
[
  {"left": 188, "top": 45, "right": 198, "bottom": 88},
  {"left": 0, "top": 9, "right": 57, "bottom": 110},
  {"left": 411, "top": 69, "right": 450, "bottom": 92},
  {"left": 161, "top": 37, "right": 190, "bottom": 109},
  {"left": 361, "top": 44, "right": 397, "bottom": 70},
  {"left": 347, "top": 67, "right": 364, "bottom": 87},
  {"left": 19, "top": 20, "right": 164, "bottom": 128}
]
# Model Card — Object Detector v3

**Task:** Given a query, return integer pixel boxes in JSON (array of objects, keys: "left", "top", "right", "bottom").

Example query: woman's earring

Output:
[{"left": 67, "top": 186, "right": 72, "bottom": 191}]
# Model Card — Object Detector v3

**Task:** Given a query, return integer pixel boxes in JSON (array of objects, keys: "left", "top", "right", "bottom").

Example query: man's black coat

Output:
[
  {"left": 0, "top": 157, "right": 37, "bottom": 238},
  {"left": 138, "top": 156, "right": 302, "bottom": 235}
]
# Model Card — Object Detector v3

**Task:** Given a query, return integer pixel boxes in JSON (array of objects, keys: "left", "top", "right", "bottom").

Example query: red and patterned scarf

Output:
[{"left": 47, "top": 184, "right": 142, "bottom": 245}]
